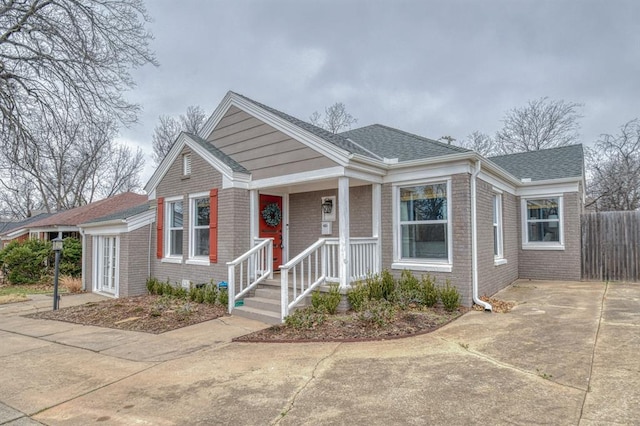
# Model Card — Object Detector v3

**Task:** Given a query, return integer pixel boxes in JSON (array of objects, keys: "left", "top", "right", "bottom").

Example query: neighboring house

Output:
[
  {"left": 0, "top": 212, "right": 55, "bottom": 248},
  {"left": 86, "top": 91, "right": 585, "bottom": 323},
  {"left": 0, "top": 192, "right": 148, "bottom": 290}
]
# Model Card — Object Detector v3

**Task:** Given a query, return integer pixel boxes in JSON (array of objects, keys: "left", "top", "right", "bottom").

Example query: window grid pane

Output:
[{"left": 525, "top": 197, "right": 560, "bottom": 243}]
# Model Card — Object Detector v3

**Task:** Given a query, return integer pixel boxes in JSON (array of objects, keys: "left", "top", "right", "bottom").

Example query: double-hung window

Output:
[
  {"left": 395, "top": 181, "right": 451, "bottom": 271},
  {"left": 189, "top": 195, "right": 210, "bottom": 260},
  {"left": 522, "top": 196, "right": 563, "bottom": 249},
  {"left": 167, "top": 200, "right": 183, "bottom": 257},
  {"left": 493, "top": 193, "right": 505, "bottom": 264}
]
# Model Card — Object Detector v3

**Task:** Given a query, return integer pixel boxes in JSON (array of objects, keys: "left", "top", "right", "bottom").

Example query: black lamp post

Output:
[{"left": 52, "top": 237, "right": 63, "bottom": 310}]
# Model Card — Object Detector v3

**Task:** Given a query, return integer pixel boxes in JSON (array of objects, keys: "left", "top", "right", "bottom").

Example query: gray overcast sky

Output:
[{"left": 118, "top": 0, "right": 640, "bottom": 182}]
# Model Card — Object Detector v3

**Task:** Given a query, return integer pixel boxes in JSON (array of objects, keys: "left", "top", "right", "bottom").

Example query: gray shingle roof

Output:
[
  {"left": 340, "top": 124, "right": 471, "bottom": 161},
  {"left": 184, "top": 132, "right": 250, "bottom": 174},
  {"left": 231, "top": 92, "right": 379, "bottom": 159},
  {"left": 489, "top": 144, "right": 584, "bottom": 181},
  {"left": 85, "top": 203, "right": 151, "bottom": 225}
]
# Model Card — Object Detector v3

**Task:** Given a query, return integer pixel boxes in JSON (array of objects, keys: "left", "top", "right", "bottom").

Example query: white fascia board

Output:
[
  {"left": 383, "top": 161, "right": 472, "bottom": 183},
  {"left": 478, "top": 170, "right": 517, "bottom": 195},
  {"left": 27, "top": 226, "right": 78, "bottom": 234},
  {"left": 249, "top": 166, "right": 345, "bottom": 190},
  {"left": 5, "top": 228, "right": 28, "bottom": 239},
  {"left": 200, "top": 92, "right": 352, "bottom": 167},
  {"left": 81, "top": 210, "right": 155, "bottom": 235},
  {"left": 344, "top": 168, "right": 384, "bottom": 183},
  {"left": 516, "top": 180, "right": 581, "bottom": 197},
  {"left": 388, "top": 151, "right": 478, "bottom": 169},
  {"left": 144, "top": 134, "right": 186, "bottom": 194}
]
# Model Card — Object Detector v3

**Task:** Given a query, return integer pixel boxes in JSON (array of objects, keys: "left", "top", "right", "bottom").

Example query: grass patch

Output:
[
  {"left": 0, "top": 284, "right": 62, "bottom": 296},
  {"left": 0, "top": 293, "right": 30, "bottom": 304}
]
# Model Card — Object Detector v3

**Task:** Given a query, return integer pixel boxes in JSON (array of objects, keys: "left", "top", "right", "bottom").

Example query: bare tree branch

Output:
[
  {"left": 152, "top": 105, "right": 206, "bottom": 166},
  {"left": 496, "top": 97, "right": 583, "bottom": 153},
  {"left": 309, "top": 102, "right": 357, "bottom": 134}
]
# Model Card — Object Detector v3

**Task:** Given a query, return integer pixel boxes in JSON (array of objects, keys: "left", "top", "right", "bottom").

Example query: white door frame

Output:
[{"left": 93, "top": 235, "right": 119, "bottom": 297}]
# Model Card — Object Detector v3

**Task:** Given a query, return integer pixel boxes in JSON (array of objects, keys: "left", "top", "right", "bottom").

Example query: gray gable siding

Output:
[
  {"left": 205, "top": 106, "right": 338, "bottom": 180},
  {"left": 489, "top": 144, "right": 584, "bottom": 181}
]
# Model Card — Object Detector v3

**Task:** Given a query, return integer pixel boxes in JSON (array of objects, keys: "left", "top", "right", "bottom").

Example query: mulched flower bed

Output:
[
  {"left": 234, "top": 307, "right": 467, "bottom": 343},
  {"left": 27, "top": 295, "right": 227, "bottom": 334}
]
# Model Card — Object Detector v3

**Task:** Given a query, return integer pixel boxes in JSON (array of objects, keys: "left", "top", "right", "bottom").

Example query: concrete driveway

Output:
[{"left": 0, "top": 280, "right": 638, "bottom": 425}]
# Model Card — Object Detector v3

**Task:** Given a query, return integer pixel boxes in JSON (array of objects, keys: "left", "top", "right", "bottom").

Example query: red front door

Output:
[{"left": 259, "top": 194, "right": 283, "bottom": 271}]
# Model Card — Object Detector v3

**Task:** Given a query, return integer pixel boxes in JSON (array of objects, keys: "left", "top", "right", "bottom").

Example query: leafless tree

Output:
[
  {"left": 454, "top": 131, "right": 500, "bottom": 157},
  {"left": 1, "top": 110, "right": 144, "bottom": 216},
  {"left": 0, "top": 0, "right": 157, "bottom": 147},
  {"left": 587, "top": 119, "right": 640, "bottom": 211},
  {"left": 309, "top": 102, "right": 357, "bottom": 134},
  {"left": 495, "top": 97, "right": 583, "bottom": 153},
  {"left": 152, "top": 105, "right": 206, "bottom": 165}
]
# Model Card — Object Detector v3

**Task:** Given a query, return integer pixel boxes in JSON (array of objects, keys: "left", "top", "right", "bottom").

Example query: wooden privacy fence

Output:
[{"left": 582, "top": 211, "right": 640, "bottom": 281}]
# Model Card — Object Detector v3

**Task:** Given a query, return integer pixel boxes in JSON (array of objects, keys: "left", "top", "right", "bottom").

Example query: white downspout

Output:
[
  {"left": 79, "top": 228, "right": 86, "bottom": 291},
  {"left": 471, "top": 160, "right": 492, "bottom": 312},
  {"left": 148, "top": 222, "right": 152, "bottom": 278}
]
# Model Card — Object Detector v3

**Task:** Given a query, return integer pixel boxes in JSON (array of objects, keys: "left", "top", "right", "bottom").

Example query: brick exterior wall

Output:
[
  {"left": 121, "top": 224, "right": 153, "bottom": 297},
  {"left": 151, "top": 146, "right": 251, "bottom": 288},
  {"left": 288, "top": 185, "right": 372, "bottom": 258},
  {"left": 517, "top": 191, "right": 582, "bottom": 280},
  {"left": 476, "top": 179, "right": 519, "bottom": 298},
  {"left": 381, "top": 174, "right": 474, "bottom": 306}
]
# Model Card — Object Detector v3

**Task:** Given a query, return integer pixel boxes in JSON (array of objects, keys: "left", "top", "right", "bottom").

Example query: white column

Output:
[
  {"left": 249, "top": 189, "right": 259, "bottom": 243},
  {"left": 371, "top": 183, "right": 382, "bottom": 274},
  {"left": 338, "top": 177, "right": 350, "bottom": 289}
]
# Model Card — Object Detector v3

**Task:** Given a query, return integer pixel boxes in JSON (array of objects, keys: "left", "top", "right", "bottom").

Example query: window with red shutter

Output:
[{"left": 156, "top": 198, "right": 164, "bottom": 258}]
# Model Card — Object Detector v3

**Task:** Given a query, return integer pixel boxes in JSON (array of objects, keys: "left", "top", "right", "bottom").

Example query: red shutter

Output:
[
  {"left": 156, "top": 198, "right": 164, "bottom": 259},
  {"left": 209, "top": 189, "right": 218, "bottom": 263}
]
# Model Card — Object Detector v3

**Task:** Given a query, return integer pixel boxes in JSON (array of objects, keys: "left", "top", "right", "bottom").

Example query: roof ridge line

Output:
[{"left": 371, "top": 124, "right": 470, "bottom": 153}]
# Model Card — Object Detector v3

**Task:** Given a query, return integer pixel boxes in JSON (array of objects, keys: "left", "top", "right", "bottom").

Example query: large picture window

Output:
[
  {"left": 190, "top": 197, "right": 210, "bottom": 258},
  {"left": 398, "top": 183, "right": 449, "bottom": 261},
  {"left": 522, "top": 196, "right": 563, "bottom": 249},
  {"left": 167, "top": 200, "right": 183, "bottom": 256}
]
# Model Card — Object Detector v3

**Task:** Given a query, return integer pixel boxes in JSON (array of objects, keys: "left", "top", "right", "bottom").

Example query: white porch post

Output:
[
  {"left": 338, "top": 177, "right": 350, "bottom": 289},
  {"left": 372, "top": 183, "right": 382, "bottom": 274},
  {"left": 249, "top": 189, "right": 259, "bottom": 242}
]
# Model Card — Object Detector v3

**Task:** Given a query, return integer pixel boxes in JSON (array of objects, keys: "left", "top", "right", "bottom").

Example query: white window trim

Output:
[
  {"left": 188, "top": 192, "right": 211, "bottom": 265},
  {"left": 165, "top": 196, "right": 184, "bottom": 260},
  {"left": 392, "top": 178, "right": 453, "bottom": 272},
  {"left": 493, "top": 192, "right": 505, "bottom": 264},
  {"left": 521, "top": 195, "right": 565, "bottom": 250}
]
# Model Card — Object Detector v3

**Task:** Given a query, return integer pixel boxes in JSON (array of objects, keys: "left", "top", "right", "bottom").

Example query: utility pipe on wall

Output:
[{"left": 471, "top": 160, "right": 492, "bottom": 312}]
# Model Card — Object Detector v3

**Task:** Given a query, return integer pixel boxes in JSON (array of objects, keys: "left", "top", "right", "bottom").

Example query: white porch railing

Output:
[
  {"left": 226, "top": 238, "right": 273, "bottom": 313},
  {"left": 280, "top": 237, "right": 379, "bottom": 319}
]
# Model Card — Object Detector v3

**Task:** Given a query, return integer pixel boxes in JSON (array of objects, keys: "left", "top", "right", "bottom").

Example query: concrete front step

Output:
[
  {"left": 243, "top": 296, "right": 280, "bottom": 313},
  {"left": 232, "top": 305, "right": 281, "bottom": 325}
]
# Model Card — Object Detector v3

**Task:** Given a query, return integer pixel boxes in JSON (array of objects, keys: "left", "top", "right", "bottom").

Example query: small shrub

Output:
[
  {"left": 60, "top": 275, "right": 82, "bottom": 293},
  {"left": 146, "top": 277, "right": 160, "bottom": 295},
  {"left": 395, "top": 270, "right": 421, "bottom": 306},
  {"left": 174, "top": 286, "right": 188, "bottom": 299},
  {"left": 284, "top": 306, "right": 326, "bottom": 329},
  {"left": 188, "top": 286, "right": 201, "bottom": 302},
  {"left": 419, "top": 274, "right": 438, "bottom": 307},
  {"left": 217, "top": 288, "right": 228, "bottom": 306},
  {"left": 311, "top": 283, "right": 341, "bottom": 314},
  {"left": 439, "top": 280, "right": 461, "bottom": 312},
  {"left": 380, "top": 269, "right": 396, "bottom": 300},
  {"left": 347, "top": 281, "right": 369, "bottom": 312},
  {"left": 203, "top": 283, "right": 218, "bottom": 304},
  {"left": 357, "top": 299, "right": 396, "bottom": 328},
  {"left": 365, "top": 273, "right": 385, "bottom": 301}
]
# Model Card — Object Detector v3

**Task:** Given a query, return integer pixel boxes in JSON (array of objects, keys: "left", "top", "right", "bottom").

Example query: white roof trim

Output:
[
  {"left": 79, "top": 209, "right": 155, "bottom": 234},
  {"left": 144, "top": 132, "right": 249, "bottom": 198},
  {"left": 199, "top": 91, "right": 353, "bottom": 167}
]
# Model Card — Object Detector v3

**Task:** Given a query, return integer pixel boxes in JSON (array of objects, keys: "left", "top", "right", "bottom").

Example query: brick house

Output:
[{"left": 83, "top": 91, "right": 585, "bottom": 323}]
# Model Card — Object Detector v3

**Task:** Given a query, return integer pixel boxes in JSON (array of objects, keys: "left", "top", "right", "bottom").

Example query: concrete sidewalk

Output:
[{"left": 0, "top": 280, "right": 638, "bottom": 425}]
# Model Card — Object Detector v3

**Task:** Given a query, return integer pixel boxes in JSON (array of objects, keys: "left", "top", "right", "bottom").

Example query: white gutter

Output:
[{"left": 471, "top": 160, "right": 492, "bottom": 312}]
